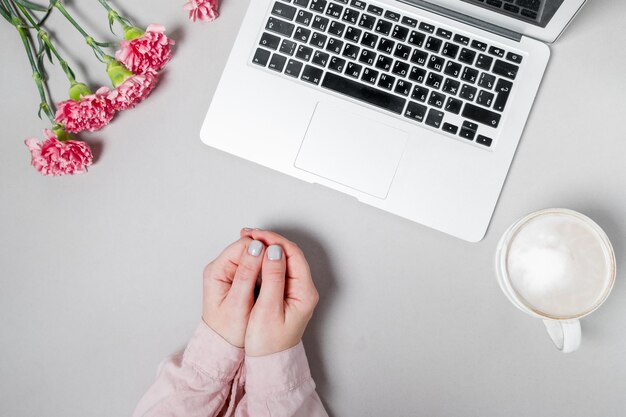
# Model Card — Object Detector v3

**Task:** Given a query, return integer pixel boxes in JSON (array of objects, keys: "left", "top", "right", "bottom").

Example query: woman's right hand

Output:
[{"left": 240, "top": 229, "right": 320, "bottom": 357}]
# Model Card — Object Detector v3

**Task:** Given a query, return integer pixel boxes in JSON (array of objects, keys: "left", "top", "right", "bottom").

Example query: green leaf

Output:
[
  {"left": 0, "top": 5, "right": 11, "bottom": 23},
  {"left": 13, "top": 0, "right": 48, "bottom": 12}
]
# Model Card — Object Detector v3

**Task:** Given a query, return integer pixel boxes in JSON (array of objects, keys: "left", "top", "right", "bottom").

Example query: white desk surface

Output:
[{"left": 1, "top": 1, "right": 625, "bottom": 416}]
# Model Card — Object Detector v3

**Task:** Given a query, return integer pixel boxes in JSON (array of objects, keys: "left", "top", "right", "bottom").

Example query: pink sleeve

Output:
[
  {"left": 235, "top": 343, "right": 330, "bottom": 417},
  {"left": 132, "top": 322, "right": 244, "bottom": 417}
]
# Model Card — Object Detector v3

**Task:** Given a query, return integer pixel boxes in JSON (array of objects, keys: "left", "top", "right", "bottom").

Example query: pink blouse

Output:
[{"left": 132, "top": 322, "right": 329, "bottom": 417}]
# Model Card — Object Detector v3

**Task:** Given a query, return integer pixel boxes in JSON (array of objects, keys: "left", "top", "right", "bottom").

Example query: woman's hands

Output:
[{"left": 201, "top": 230, "right": 319, "bottom": 355}]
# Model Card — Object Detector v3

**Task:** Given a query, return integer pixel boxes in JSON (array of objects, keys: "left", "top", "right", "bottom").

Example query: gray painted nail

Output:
[
  {"left": 243, "top": 227, "right": 253, "bottom": 231},
  {"left": 267, "top": 245, "right": 283, "bottom": 261},
  {"left": 248, "top": 240, "right": 263, "bottom": 257}
]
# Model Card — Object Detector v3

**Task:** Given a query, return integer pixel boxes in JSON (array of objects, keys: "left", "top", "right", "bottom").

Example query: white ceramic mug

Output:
[{"left": 496, "top": 208, "right": 616, "bottom": 353}]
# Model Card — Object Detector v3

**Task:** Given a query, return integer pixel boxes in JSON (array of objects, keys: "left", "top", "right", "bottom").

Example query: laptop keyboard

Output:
[
  {"left": 465, "top": 0, "right": 543, "bottom": 21},
  {"left": 251, "top": 0, "right": 526, "bottom": 149}
]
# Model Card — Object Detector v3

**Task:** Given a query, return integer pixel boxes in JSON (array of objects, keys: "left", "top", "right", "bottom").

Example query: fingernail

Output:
[
  {"left": 267, "top": 245, "right": 282, "bottom": 261},
  {"left": 248, "top": 240, "right": 263, "bottom": 257},
  {"left": 243, "top": 227, "right": 253, "bottom": 231}
]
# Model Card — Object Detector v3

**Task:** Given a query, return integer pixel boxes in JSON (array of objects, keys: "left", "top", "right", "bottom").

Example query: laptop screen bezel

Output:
[{"left": 407, "top": 0, "right": 587, "bottom": 43}]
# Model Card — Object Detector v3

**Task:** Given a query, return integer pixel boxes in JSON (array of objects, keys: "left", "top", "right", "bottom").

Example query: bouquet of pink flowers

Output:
[{"left": 1, "top": 0, "right": 176, "bottom": 176}]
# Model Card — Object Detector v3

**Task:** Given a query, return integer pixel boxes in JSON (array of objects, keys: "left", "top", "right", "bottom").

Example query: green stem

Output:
[
  {"left": 97, "top": 0, "right": 132, "bottom": 30},
  {"left": 15, "top": 24, "right": 55, "bottom": 123},
  {"left": 54, "top": 1, "right": 110, "bottom": 61},
  {"left": 14, "top": 3, "right": 76, "bottom": 84}
]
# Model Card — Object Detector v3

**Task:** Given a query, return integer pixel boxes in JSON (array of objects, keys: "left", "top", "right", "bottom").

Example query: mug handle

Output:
[{"left": 543, "top": 319, "right": 581, "bottom": 353}]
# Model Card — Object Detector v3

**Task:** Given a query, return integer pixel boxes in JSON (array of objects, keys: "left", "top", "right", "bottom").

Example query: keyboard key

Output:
[
  {"left": 321, "top": 72, "right": 407, "bottom": 114},
  {"left": 462, "top": 103, "right": 501, "bottom": 127},
  {"left": 260, "top": 32, "right": 281, "bottom": 50},
  {"left": 506, "top": 52, "right": 523, "bottom": 64},
  {"left": 392, "top": 25, "right": 409, "bottom": 41},
  {"left": 252, "top": 48, "right": 271, "bottom": 66},
  {"left": 427, "top": 55, "right": 445, "bottom": 72},
  {"left": 408, "top": 31, "right": 425, "bottom": 47},
  {"left": 392, "top": 61, "right": 410, "bottom": 77},
  {"left": 326, "top": 37, "right": 344, "bottom": 54},
  {"left": 268, "top": 53, "right": 287, "bottom": 72},
  {"left": 458, "top": 48, "right": 476, "bottom": 64},
  {"left": 284, "top": 59, "right": 303, "bottom": 77},
  {"left": 411, "top": 85, "right": 429, "bottom": 102},
  {"left": 342, "top": 43, "right": 360, "bottom": 59},
  {"left": 401, "top": 16, "right": 418, "bottom": 27},
  {"left": 280, "top": 39, "right": 297, "bottom": 55},
  {"left": 394, "top": 79, "right": 412, "bottom": 96},
  {"left": 377, "top": 38, "right": 395, "bottom": 54},
  {"left": 460, "top": 84, "right": 477, "bottom": 101},
  {"left": 453, "top": 34, "right": 470, "bottom": 45},
  {"left": 310, "top": 32, "right": 327, "bottom": 48},
  {"left": 442, "top": 78, "right": 460, "bottom": 95},
  {"left": 272, "top": 1, "right": 297, "bottom": 20},
  {"left": 367, "top": 5, "right": 383, "bottom": 15},
  {"left": 442, "top": 42, "right": 459, "bottom": 59},
  {"left": 361, "top": 68, "right": 379, "bottom": 84},
  {"left": 294, "top": 0, "right": 310, "bottom": 6},
  {"left": 375, "top": 19, "right": 393, "bottom": 35},
  {"left": 350, "top": 0, "right": 366, "bottom": 9},
  {"left": 493, "top": 78, "right": 512, "bottom": 111},
  {"left": 442, "top": 122, "right": 458, "bottom": 134},
  {"left": 360, "top": 31, "right": 378, "bottom": 47},
  {"left": 329, "top": 55, "right": 346, "bottom": 72},
  {"left": 328, "top": 20, "right": 346, "bottom": 36},
  {"left": 476, "top": 134, "right": 493, "bottom": 147},
  {"left": 477, "top": 90, "right": 495, "bottom": 107},
  {"left": 428, "top": 91, "right": 446, "bottom": 108},
  {"left": 342, "top": 8, "right": 360, "bottom": 24},
  {"left": 296, "top": 9, "right": 313, "bottom": 26},
  {"left": 492, "top": 59, "right": 519, "bottom": 80},
  {"left": 384, "top": 10, "right": 401, "bottom": 22},
  {"left": 294, "top": 26, "right": 312, "bottom": 42},
  {"left": 461, "top": 67, "right": 479, "bottom": 84},
  {"left": 478, "top": 73, "right": 496, "bottom": 90},
  {"left": 425, "top": 72, "right": 443, "bottom": 89},
  {"left": 409, "top": 66, "right": 426, "bottom": 83},
  {"left": 471, "top": 40, "right": 487, "bottom": 51},
  {"left": 436, "top": 28, "right": 452, "bottom": 39},
  {"left": 425, "top": 36, "right": 443, "bottom": 52},
  {"left": 312, "top": 15, "right": 330, "bottom": 31},
  {"left": 425, "top": 109, "right": 444, "bottom": 128},
  {"left": 486, "top": 0, "right": 503, "bottom": 7},
  {"left": 266, "top": 17, "right": 295, "bottom": 37},
  {"left": 326, "top": 2, "right": 343, "bottom": 18},
  {"left": 394, "top": 43, "right": 412, "bottom": 60},
  {"left": 375, "top": 54, "right": 393, "bottom": 71},
  {"left": 296, "top": 45, "right": 313, "bottom": 61},
  {"left": 345, "top": 61, "right": 363, "bottom": 78},
  {"left": 488, "top": 46, "right": 505, "bottom": 57},
  {"left": 503, "top": 3, "right": 520, "bottom": 13},
  {"left": 310, "top": 0, "right": 327, "bottom": 13},
  {"left": 445, "top": 97, "right": 462, "bottom": 114},
  {"left": 312, "top": 50, "right": 330, "bottom": 67},
  {"left": 404, "top": 101, "right": 428, "bottom": 122},
  {"left": 410, "top": 49, "right": 428, "bottom": 66},
  {"left": 444, "top": 61, "right": 462, "bottom": 78},
  {"left": 459, "top": 126, "right": 476, "bottom": 140},
  {"left": 517, "top": 0, "right": 540, "bottom": 12},
  {"left": 358, "top": 13, "right": 376, "bottom": 29},
  {"left": 358, "top": 48, "right": 376, "bottom": 65},
  {"left": 475, "top": 53, "right": 493, "bottom": 71},
  {"left": 419, "top": 22, "right": 434, "bottom": 33},
  {"left": 346, "top": 26, "right": 363, "bottom": 42},
  {"left": 378, "top": 73, "right": 396, "bottom": 90}
]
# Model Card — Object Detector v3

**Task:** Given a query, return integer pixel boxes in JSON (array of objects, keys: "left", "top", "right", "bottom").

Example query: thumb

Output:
[{"left": 256, "top": 245, "right": 287, "bottom": 313}]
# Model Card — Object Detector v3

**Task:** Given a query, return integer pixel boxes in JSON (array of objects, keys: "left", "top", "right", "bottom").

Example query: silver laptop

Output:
[{"left": 201, "top": 0, "right": 587, "bottom": 242}]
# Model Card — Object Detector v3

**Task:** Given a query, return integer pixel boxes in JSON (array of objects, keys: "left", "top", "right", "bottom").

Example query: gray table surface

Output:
[{"left": 1, "top": 1, "right": 625, "bottom": 416}]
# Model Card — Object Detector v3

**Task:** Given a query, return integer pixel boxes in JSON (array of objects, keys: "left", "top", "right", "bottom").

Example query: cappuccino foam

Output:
[{"left": 506, "top": 213, "right": 612, "bottom": 318}]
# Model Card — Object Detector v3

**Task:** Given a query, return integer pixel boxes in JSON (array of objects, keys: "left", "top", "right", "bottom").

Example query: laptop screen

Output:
[{"left": 461, "top": 0, "right": 565, "bottom": 28}]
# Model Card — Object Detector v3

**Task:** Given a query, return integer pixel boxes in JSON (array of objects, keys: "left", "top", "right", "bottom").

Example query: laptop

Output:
[{"left": 200, "top": 0, "right": 587, "bottom": 242}]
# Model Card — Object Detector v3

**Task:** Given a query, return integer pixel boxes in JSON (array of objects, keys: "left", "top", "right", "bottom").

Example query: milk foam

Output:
[{"left": 506, "top": 213, "right": 611, "bottom": 318}]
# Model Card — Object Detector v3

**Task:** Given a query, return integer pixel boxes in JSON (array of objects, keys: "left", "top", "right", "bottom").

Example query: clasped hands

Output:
[{"left": 202, "top": 229, "right": 319, "bottom": 356}]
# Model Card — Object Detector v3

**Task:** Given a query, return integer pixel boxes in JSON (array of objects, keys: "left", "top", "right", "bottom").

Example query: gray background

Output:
[{"left": 1, "top": 0, "right": 625, "bottom": 416}]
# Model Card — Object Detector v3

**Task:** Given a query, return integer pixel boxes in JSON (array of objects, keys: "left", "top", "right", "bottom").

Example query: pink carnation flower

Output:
[
  {"left": 55, "top": 87, "right": 115, "bottom": 133},
  {"left": 107, "top": 70, "right": 159, "bottom": 111},
  {"left": 24, "top": 130, "right": 93, "bottom": 176},
  {"left": 184, "top": 0, "right": 219, "bottom": 22},
  {"left": 115, "top": 24, "right": 175, "bottom": 75}
]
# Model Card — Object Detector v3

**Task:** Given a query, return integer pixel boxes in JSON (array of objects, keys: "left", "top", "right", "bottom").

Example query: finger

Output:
[
  {"left": 240, "top": 229, "right": 311, "bottom": 278},
  {"left": 257, "top": 244, "right": 287, "bottom": 311},
  {"left": 227, "top": 239, "right": 265, "bottom": 307}
]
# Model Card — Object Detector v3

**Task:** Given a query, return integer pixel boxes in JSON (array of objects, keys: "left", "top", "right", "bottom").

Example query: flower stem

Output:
[
  {"left": 97, "top": 0, "right": 133, "bottom": 30},
  {"left": 54, "top": 1, "right": 111, "bottom": 62}
]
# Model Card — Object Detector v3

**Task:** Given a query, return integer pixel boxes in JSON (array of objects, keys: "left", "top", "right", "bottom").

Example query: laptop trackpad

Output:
[{"left": 295, "top": 103, "right": 408, "bottom": 199}]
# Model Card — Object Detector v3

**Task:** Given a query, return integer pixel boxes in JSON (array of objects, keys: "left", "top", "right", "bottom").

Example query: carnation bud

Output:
[
  {"left": 106, "top": 59, "right": 134, "bottom": 87},
  {"left": 69, "top": 82, "right": 92, "bottom": 101},
  {"left": 123, "top": 25, "right": 145, "bottom": 41},
  {"left": 52, "top": 124, "right": 74, "bottom": 142}
]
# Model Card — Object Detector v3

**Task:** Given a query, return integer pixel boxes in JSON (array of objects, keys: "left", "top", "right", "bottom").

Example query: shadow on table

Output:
[{"left": 269, "top": 226, "right": 338, "bottom": 417}]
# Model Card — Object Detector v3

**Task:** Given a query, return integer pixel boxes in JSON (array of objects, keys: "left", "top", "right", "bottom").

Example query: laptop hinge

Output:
[{"left": 398, "top": 0, "right": 522, "bottom": 42}]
